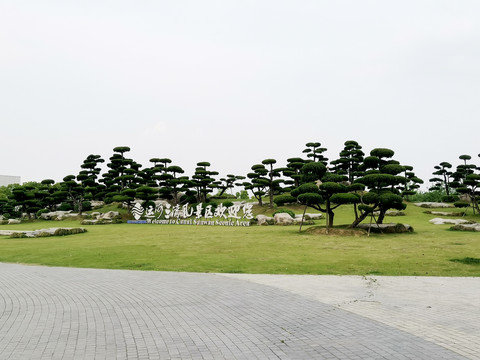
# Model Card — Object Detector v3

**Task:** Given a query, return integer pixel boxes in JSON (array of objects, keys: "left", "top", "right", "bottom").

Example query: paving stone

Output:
[{"left": 0, "top": 263, "right": 475, "bottom": 359}]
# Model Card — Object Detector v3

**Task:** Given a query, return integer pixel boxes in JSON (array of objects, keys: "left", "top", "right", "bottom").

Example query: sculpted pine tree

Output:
[
  {"left": 450, "top": 154, "right": 480, "bottom": 214},
  {"left": 37, "top": 179, "right": 59, "bottom": 211},
  {"left": 291, "top": 162, "right": 361, "bottom": 230},
  {"left": 191, "top": 162, "right": 218, "bottom": 203},
  {"left": 79, "top": 154, "right": 105, "bottom": 201},
  {"left": 303, "top": 142, "right": 328, "bottom": 165},
  {"left": 261, "top": 159, "right": 284, "bottom": 208},
  {"left": 101, "top": 147, "right": 143, "bottom": 209},
  {"left": 400, "top": 165, "right": 423, "bottom": 200},
  {"left": 429, "top": 162, "right": 453, "bottom": 196},
  {"left": 160, "top": 164, "right": 189, "bottom": 205},
  {"left": 9, "top": 184, "right": 42, "bottom": 219},
  {"left": 331, "top": 140, "right": 365, "bottom": 221},
  {"left": 57, "top": 175, "right": 87, "bottom": 214},
  {"left": 282, "top": 157, "right": 306, "bottom": 190},
  {"left": 352, "top": 148, "right": 408, "bottom": 226},
  {"left": 215, "top": 174, "right": 246, "bottom": 197},
  {"left": 243, "top": 164, "right": 269, "bottom": 206}
]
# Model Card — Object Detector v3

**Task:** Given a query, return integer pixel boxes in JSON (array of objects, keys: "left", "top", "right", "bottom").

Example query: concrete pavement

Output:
[{"left": 0, "top": 263, "right": 478, "bottom": 359}]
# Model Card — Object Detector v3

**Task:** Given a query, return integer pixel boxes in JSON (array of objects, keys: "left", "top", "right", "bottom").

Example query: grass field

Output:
[{"left": 0, "top": 203, "right": 479, "bottom": 276}]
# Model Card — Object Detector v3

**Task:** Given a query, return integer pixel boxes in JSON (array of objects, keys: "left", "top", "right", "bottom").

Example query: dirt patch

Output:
[{"left": 304, "top": 226, "right": 367, "bottom": 236}]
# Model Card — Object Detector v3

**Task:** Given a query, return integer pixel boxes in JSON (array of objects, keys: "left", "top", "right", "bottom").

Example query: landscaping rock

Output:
[
  {"left": 2, "top": 228, "right": 87, "bottom": 238},
  {"left": 90, "top": 201, "right": 105, "bottom": 209},
  {"left": 374, "top": 210, "right": 405, "bottom": 217},
  {"left": 99, "top": 211, "right": 121, "bottom": 220},
  {"left": 357, "top": 223, "right": 413, "bottom": 233},
  {"left": 81, "top": 219, "right": 113, "bottom": 225},
  {"left": 451, "top": 223, "right": 480, "bottom": 232},
  {"left": 40, "top": 211, "right": 79, "bottom": 221},
  {"left": 305, "top": 213, "right": 324, "bottom": 220},
  {"left": 256, "top": 215, "right": 274, "bottom": 226},
  {"left": 425, "top": 211, "right": 465, "bottom": 217},
  {"left": 295, "top": 213, "right": 323, "bottom": 221},
  {"left": 429, "top": 218, "right": 472, "bottom": 225},
  {"left": 274, "top": 213, "right": 295, "bottom": 225},
  {"left": 8, "top": 219, "right": 21, "bottom": 224},
  {"left": 414, "top": 202, "right": 455, "bottom": 208}
]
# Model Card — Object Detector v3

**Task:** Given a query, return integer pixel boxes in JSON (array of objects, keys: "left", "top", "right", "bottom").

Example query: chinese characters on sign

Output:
[{"left": 128, "top": 202, "right": 253, "bottom": 227}]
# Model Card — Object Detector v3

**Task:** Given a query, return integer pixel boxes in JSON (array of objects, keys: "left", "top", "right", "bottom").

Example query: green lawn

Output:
[{"left": 0, "top": 203, "right": 479, "bottom": 276}]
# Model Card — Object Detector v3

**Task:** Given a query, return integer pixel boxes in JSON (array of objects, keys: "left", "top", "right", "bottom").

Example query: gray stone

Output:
[
  {"left": 450, "top": 223, "right": 480, "bottom": 232},
  {"left": 7, "top": 219, "right": 21, "bottom": 224},
  {"left": 256, "top": 215, "right": 273, "bottom": 225},
  {"left": 81, "top": 219, "right": 113, "bottom": 225},
  {"left": 40, "top": 211, "right": 77, "bottom": 220},
  {"left": 1, "top": 227, "right": 86, "bottom": 238},
  {"left": 90, "top": 201, "right": 105, "bottom": 209},
  {"left": 305, "top": 213, "right": 323, "bottom": 220},
  {"left": 295, "top": 213, "right": 323, "bottom": 221},
  {"left": 425, "top": 211, "right": 465, "bottom": 217},
  {"left": 357, "top": 223, "right": 413, "bottom": 233},
  {"left": 374, "top": 210, "right": 406, "bottom": 216},
  {"left": 98, "top": 211, "right": 121, "bottom": 220},
  {"left": 274, "top": 213, "right": 295, "bottom": 225},
  {"left": 429, "top": 218, "right": 472, "bottom": 225},
  {"left": 414, "top": 202, "right": 455, "bottom": 208}
]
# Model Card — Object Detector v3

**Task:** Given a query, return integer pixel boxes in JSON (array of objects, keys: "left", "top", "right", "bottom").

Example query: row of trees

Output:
[
  {"left": 429, "top": 154, "right": 480, "bottom": 214},
  {"left": 1, "top": 142, "right": 434, "bottom": 230}
]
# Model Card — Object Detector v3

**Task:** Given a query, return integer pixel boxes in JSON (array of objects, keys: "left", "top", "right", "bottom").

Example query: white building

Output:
[{"left": 0, "top": 175, "right": 21, "bottom": 187}]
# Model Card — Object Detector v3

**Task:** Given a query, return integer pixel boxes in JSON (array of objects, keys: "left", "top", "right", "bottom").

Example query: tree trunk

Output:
[
  {"left": 350, "top": 210, "right": 370, "bottom": 228},
  {"left": 299, "top": 205, "right": 308, "bottom": 232},
  {"left": 377, "top": 208, "right": 386, "bottom": 224}
]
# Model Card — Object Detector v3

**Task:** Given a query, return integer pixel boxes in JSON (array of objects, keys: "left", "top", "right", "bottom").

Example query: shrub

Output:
[
  {"left": 409, "top": 190, "right": 445, "bottom": 203},
  {"left": 272, "top": 209, "right": 296, "bottom": 218},
  {"left": 442, "top": 195, "right": 458, "bottom": 203},
  {"left": 82, "top": 201, "right": 92, "bottom": 211},
  {"left": 36, "top": 209, "right": 49, "bottom": 218},
  {"left": 273, "top": 194, "right": 296, "bottom": 206},
  {"left": 236, "top": 190, "right": 249, "bottom": 200},
  {"left": 454, "top": 201, "right": 470, "bottom": 208},
  {"left": 58, "top": 203, "right": 73, "bottom": 211},
  {"left": 222, "top": 201, "right": 234, "bottom": 208}
]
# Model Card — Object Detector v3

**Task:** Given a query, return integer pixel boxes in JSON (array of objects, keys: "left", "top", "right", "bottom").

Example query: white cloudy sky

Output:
[{"left": 1, "top": 1, "right": 479, "bottom": 189}]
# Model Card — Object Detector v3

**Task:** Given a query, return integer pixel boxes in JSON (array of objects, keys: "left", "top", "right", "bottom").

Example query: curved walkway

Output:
[{"left": 0, "top": 263, "right": 478, "bottom": 359}]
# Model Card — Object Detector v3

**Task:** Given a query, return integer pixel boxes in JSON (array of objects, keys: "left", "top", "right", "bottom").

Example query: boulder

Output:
[
  {"left": 429, "top": 218, "right": 472, "bottom": 225},
  {"left": 451, "top": 223, "right": 480, "bottom": 232},
  {"left": 425, "top": 211, "right": 465, "bottom": 217},
  {"left": 90, "top": 201, "right": 105, "bottom": 209},
  {"left": 414, "top": 202, "right": 455, "bottom": 208},
  {"left": 40, "top": 211, "right": 77, "bottom": 220},
  {"left": 98, "top": 211, "right": 121, "bottom": 220},
  {"left": 305, "top": 213, "right": 323, "bottom": 220},
  {"left": 295, "top": 213, "right": 323, "bottom": 221},
  {"left": 4, "top": 228, "right": 87, "bottom": 238},
  {"left": 357, "top": 223, "right": 413, "bottom": 233},
  {"left": 8, "top": 219, "right": 21, "bottom": 224},
  {"left": 81, "top": 219, "right": 113, "bottom": 225},
  {"left": 256, "top": 215, "right": 274, "bottom": 226},
  {"left": 274, "top": 213, "right": 295, "bottom": 225},
  {"left": 374, "top": 210, "right": 405, "bottom": 217}
]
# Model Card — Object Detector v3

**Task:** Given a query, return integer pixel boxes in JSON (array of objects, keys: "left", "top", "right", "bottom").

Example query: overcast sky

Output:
[{"left": 1, "top": 1, "right": 479, "bottom": 189}]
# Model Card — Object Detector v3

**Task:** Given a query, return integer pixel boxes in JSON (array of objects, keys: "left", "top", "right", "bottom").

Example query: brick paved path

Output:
[{"left": 0, "top": 263, "right": 472, "bottom": 359}]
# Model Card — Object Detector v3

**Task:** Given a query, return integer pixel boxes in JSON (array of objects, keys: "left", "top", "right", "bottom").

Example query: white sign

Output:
[{"left": 128, "top": 202, "right": 253, "bottom": 227}]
